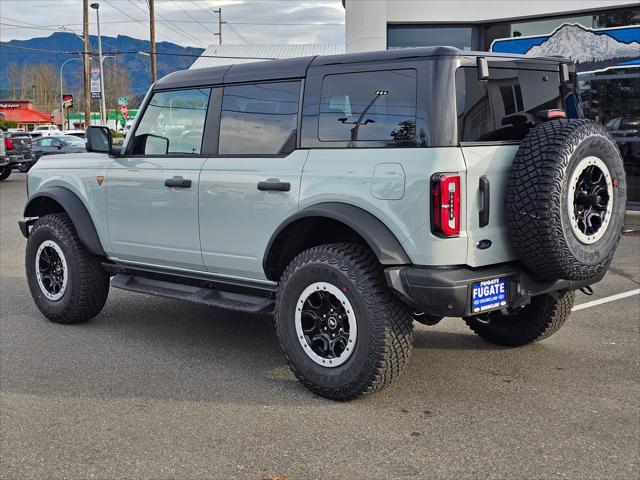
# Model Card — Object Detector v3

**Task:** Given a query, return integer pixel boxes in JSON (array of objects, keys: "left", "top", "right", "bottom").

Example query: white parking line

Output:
[{"left": 572, "top": 289, "right": 640, "bottom": 311}]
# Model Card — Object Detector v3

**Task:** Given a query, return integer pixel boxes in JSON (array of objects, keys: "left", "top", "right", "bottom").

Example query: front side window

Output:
[
  {"left": 131, "top": 88, "right": 210, "bottom": 155},
  {"left": 456, "top": 67, "right": 563, "bottom": 142},
  {"left": 319, "top": 70, "right": 417, "bottom": 143},
  {"left": 218, "top": 81, "right": 300, "bottom": 155}
]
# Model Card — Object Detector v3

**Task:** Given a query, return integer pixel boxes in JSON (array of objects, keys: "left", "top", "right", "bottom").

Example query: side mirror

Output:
[
  {"left": 85, "top": 126, "right": 112, "bottom": 154},
  {"left": 131, "top": 133, "right": 169, "bottom": 155}
]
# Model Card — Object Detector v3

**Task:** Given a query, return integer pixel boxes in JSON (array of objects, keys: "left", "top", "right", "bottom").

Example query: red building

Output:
[{"left": 0, "top": 100, "right": 53, "bottom": 131}]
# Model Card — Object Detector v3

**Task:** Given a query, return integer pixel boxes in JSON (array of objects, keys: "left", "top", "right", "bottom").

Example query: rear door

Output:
[
  {"left": 199, "top": 81, "right": 306, "bottom": 282},
  {"left": 457, "top": 65, "right": 565, "bottom": 267},
  {"left": 106, "top": 87, "right": 211, "bottom": 271}
]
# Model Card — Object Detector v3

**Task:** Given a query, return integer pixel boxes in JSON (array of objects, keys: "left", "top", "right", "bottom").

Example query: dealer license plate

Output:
[{"left": 471, "top": 277, "right": 508, "bottom": 313}]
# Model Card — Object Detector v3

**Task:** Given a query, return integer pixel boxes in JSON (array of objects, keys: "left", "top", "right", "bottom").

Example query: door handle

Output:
[
  {"left": 165, "top": 176, "right": 192, "bottom": 188},
  {"left": 479, "top": 176, "right": 490, "bottom": 228},
  {"left": 257, "top": 179, "right": 290, "bottom": 192}
]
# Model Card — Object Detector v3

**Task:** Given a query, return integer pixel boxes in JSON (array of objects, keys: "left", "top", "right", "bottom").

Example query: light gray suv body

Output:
[{"left": 20, "top": 48, "right": 627, "bottom": 400}]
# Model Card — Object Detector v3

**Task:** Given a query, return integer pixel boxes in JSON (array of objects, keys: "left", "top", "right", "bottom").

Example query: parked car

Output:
[
  {"left": 31, "top": 135, "right": 86, "bottom": 162},
  {"left": 19, "top": 48, "right": 627, "bottom": 400},
  {"left": 30, "top": 124, "right": 60, "bottom": 138},
  {"left": 59, "top": 130, "right": 85, "bottom": 138},
  {"left": 1, "top": 131, "right": 33, "bottom": 178},
  {"left": 0, "top": 134, "right": 8, "bottom": 181}
]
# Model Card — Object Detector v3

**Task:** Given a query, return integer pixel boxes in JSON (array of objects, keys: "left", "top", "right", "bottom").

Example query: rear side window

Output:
[
  {"left": 456, "top": 67, "right": 563, "bottom": 142},
  {"left": 319, "top": 69, "right": 417, "bottom": 143},
  {"left": 131, "top": 88, "right": 210, "bottom": 155},
  {"left": 218, "top": 81, "right": 301, "bottom": 155}
]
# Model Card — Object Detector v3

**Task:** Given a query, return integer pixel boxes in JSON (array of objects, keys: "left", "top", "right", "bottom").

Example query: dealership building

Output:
[{"left": 344, "top": 0, "right": 639, "bottom": 206}]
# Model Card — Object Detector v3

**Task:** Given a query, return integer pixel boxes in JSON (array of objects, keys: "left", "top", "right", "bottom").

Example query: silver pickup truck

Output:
[{"left": 19, "top": 48, "right": 626, "bottom": 400}]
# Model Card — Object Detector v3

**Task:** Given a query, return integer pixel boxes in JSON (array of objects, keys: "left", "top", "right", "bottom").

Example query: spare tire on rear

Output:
[{"left": 506, "top": 119, "right": 626, "bottom": 281}]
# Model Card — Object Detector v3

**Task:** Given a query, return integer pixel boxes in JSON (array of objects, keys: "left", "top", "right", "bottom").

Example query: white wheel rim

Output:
[
  {"left": 35, "top": 240, "right": 68, "bottom": 301},
  {"left": 567, "top": 155, "right": 614, "bottom": 245},
  {"left": 294, "top": 282, "right": 357, "bottom": 368}
]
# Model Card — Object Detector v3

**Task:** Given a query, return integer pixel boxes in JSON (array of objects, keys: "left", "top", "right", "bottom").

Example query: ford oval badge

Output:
[{"left": 477, "top": 239, "right": 492, "bottom": 250}]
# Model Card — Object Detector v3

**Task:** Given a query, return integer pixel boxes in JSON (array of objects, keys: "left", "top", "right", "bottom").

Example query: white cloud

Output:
[{"left": 0, "top": 0, "right": 345, "bottom": 47}]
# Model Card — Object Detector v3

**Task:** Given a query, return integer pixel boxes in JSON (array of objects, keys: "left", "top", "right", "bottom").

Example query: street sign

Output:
[
  {"left": 116, "top": 97, "right": 129, "bottom": 106},
  {"left": 121, "top": 104, "right": 128, "bottom": 117},
  {"left": 62, "top": 94, "right": 73, "bottom": 109},
  {"left": 90, "top": 67, "right": 101, "bottom": 100}
]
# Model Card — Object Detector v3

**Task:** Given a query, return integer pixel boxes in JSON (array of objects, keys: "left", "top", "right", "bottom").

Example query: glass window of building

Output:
[
  {"left": 388, "top": 25, "right": 472, "bottom": 50},
  {"left": 580, "top": 70, "right": 640, "bottom": 205}
]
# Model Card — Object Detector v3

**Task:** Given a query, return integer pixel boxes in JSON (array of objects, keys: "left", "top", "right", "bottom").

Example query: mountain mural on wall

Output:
[
  {"left": 0, "top": 32, "right": 204, "bottom": 96},
  {"left": 491, "top": 23, "right": 640, "bottom": 73}
]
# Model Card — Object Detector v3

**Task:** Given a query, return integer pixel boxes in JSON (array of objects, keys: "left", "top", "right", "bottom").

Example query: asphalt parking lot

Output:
[{"left": 1, "top": 172, "right": 639, "bottom": 480}]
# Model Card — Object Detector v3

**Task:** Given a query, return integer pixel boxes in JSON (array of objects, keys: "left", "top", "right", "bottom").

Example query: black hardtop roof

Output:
[{"left": 154, "top": 46, "right": 572, "bottom": 90}]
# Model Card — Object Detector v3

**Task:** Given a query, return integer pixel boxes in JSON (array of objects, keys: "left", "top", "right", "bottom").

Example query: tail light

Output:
[
  {"left": 4, "top": 138, "right": 13, "bottom": 151},
  {"left": 536, "top": 109, "right": 567, "bottom": 120},
  {"left": 432, "top": 173, "right": 461, "bottom": 237}
]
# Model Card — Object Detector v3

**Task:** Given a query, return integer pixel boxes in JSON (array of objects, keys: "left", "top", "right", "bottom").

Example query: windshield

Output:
[{"left": 59, "top": 136, "right": 85, "bottom": 147}]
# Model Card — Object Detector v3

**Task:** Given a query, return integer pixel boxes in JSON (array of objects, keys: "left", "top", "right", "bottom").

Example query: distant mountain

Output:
[
  {"left": 526, "top": 24, "right": 640, "bottom": 64},
  {"left": 0, "top": 32, "right": 204, "bottom": 96}
]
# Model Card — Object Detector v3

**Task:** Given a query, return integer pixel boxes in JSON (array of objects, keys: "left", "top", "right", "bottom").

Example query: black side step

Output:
[{"left": 111, "top": 274, "right": 274, "bottom": 314}]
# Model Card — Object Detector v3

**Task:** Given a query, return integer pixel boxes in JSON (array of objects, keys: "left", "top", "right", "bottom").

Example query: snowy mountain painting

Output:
[{"left": 491, "top": 23, "right": 640, "bottom": 73}]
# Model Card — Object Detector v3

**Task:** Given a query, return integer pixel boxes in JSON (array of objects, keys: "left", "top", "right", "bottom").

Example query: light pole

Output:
[
  {"left": 90, "top": 3, "right": 107, "bottom": 126},
  {"left": 60, "top": 57, "right": 82, "bottom": 130}
]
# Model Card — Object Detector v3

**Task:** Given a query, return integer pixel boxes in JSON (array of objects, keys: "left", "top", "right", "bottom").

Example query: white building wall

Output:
[{"left": 345, "top": 0, "right": 638, "bottom": 52}]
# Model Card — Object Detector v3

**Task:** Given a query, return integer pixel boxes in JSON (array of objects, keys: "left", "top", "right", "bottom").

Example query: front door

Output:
[
  {"left": 107, "top": 88, "right": 211, "bottom": 272},
  {"left": 199, "top": 81, "right": 305, "bottom": 282}
]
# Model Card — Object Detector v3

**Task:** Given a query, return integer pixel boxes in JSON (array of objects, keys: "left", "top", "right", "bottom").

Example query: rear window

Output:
[
  {"left": 456, "top": 67, "right": 563, "bottom": 142},
  {"left": 318, "top": 69, "right": 417, "bottom": 144}
]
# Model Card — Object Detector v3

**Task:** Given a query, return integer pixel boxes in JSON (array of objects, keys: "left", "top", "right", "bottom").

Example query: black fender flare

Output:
[
  {"left": 263, "top": 202, "right": 411, "bottom": 276},
  {"left": 23, "top": 186, "right": 106, "bottom": 257}
]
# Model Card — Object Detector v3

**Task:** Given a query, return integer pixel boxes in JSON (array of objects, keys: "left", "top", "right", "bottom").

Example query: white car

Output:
[
  {"left": 59, "top": 129, "right": 85, "bottom": 138},
  {"left": 30, "top": 125, "right": 60, "bottom": 138}
]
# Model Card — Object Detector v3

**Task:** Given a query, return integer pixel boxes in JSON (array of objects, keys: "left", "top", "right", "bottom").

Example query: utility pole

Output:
[
  {"left": 215, "top": 8, "right": 222, "bottom": 45},
  {"left": 91, "top": 3, "right": 107, "bottom": 126},
  {"left": 149, "top": 0, "right": 157, "bottom": 82},
  {"left": 83, "top": 0, "right": 91, "bottom": 127}
]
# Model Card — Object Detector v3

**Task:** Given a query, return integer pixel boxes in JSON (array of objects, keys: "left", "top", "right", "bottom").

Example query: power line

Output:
[
  {"left": 170, "top": 0, "right": 213, "bottom": 37},
  {"left": 0, "top": 44, "right": 275, "bottom": 60},
  {"left": 226, "top": 24, "right": 249, "bottom": 44},
  {"left": 104, "top": 0, "right": 204, "bottom": 49},
  {"left": 1, "top": 19, "right": 344, "bottom": 28},
  {"left": 146, "top": 0, "right": 209, "bottom": 47}
]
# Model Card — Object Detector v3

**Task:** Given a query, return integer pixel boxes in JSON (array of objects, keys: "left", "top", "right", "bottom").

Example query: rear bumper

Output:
[
  {"left": 5, "top": 153, "right": 33, "bottom": 166},
  {"left": 385, "top": 263, "right": 605, "bottom": 317}
]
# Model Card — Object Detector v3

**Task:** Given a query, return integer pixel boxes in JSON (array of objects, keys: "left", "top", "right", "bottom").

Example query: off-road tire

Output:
[
  {"left": 275, "top": 243, "right": 414, "bottom": 401},
  {"left": 464, "top": 291, "right": 575, "bottom": 347},
  {"left": 506, "top": 119, "right": 626, "bottom": 281},
  {"left": 0, "top": 166, "right": 11, "bottom": 181},
  {"left": 26, "top": 213, "right": 109, "bottom": 324}
]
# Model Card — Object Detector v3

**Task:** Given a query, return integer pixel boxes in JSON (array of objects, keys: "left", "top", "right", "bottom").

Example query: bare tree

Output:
[
  {"left": 7, "top": 63, "right": 21, "bottom": 100},
  {"left": 15, "top": 63, "right": 61, "bottom": 114}
]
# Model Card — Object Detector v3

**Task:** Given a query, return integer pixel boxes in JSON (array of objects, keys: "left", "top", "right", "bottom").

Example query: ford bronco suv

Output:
[{"left": 20, "top": 48, "right": 626, "bottom": 400}]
